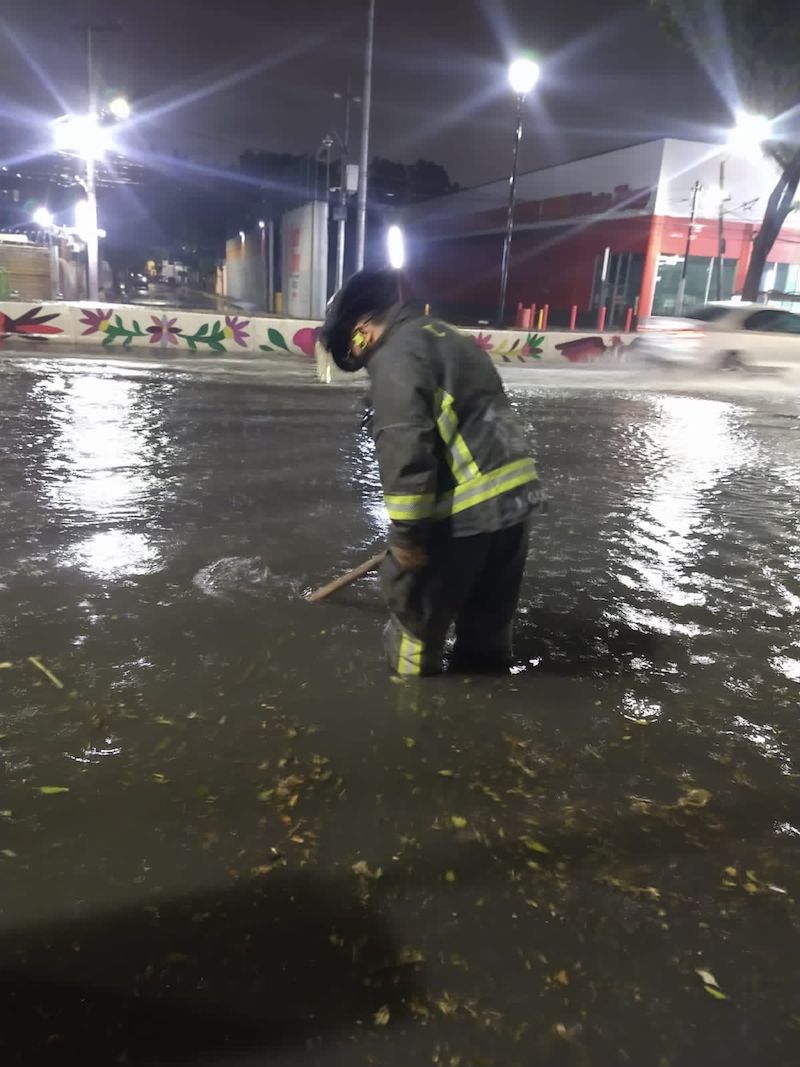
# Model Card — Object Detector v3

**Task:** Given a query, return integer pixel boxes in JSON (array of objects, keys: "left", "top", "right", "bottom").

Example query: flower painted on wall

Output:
[
  {"left": 79, "top": 308, "right": 114, "bottom": 335},
  {"left": 0, "top": 306, "right": 63, "bottom": 338},
  {"left": 521, "top": 333, "right": 545, "bottom": 359},
  {"left": 292, "top": 326, "right": 321, "bottom": 357},
  {"left": 147, "top": 314, "right": 182, "bottom": 347},
  {"left": 223, "top": 315, "right": 250, "bottom": 347},
  {"left": 472, "top": 332, "right": 494, "bottom": 353}
]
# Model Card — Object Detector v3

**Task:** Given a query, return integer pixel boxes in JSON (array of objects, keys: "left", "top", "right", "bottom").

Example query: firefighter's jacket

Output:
[{"left": 366, "top": 306, "right": 543, "bottom": 548}]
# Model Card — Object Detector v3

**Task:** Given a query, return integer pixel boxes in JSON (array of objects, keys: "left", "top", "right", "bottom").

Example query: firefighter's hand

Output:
[{"left": 390, "top": 544, "right": 430, "bottom": 572}]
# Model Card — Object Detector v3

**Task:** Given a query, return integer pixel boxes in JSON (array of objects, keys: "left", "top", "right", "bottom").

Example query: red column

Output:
[
  {"left": 734, "top": 224, "right": 754, "bottom": 296},
  {"left": 638, "top": 215, "right": 665, "bottom": 320}
]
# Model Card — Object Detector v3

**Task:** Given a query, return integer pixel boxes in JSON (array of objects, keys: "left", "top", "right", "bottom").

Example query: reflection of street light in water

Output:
[{"left": 39, "top": 376, "right": 163, "bottom": 578}]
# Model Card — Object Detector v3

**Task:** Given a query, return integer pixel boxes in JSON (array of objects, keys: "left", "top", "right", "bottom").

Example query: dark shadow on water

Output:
[{"left": 0, "top": 871, "right": 419, "bottom": 1066}]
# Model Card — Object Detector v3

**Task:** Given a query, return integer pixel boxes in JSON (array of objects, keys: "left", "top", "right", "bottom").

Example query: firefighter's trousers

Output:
[{"left": 381, "top": 522, "right": 530, "bottom": 676}]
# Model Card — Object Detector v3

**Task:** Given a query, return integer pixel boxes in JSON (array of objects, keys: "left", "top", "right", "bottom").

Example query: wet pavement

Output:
[{"left": 1, "top": 351, "right": 799, "bottom": 1066}]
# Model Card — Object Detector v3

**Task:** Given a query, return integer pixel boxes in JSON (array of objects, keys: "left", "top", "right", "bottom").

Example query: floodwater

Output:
[{"left": 1, "top": 352, "right": 799, "bottom": 1066}]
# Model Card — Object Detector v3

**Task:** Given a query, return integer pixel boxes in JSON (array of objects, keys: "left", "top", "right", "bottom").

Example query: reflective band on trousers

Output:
[
  {"left": 384, "top": 457, "right": 537, "bottom": 522},
  {"left": 435, "top": 390, "right": 481, "bottom": 484},
  {"left": 397, "top": 630, "right": 424, "bottom": 676}
]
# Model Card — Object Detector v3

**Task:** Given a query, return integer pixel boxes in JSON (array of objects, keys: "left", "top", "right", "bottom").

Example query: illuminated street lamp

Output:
[
  {"left": 715, "top": 110, "right": 771, "bottom": 300},
  {"left": 497, "top": 56, "right": 541, "bottom": 326},
  {"left": 387, "top": 224, "right": 405, "bottom": 269},
  {"left": 108, "top": 95, "right": 131, "bottom": 121},
  {"left": 52, "top": 113, "right": 112, "bottom": 159},
  {"left": 32, "top": 206, "right": 54, "bottom": 229},
  {"left": 51, "top": 96, "right": 132, "bottom": 302}
]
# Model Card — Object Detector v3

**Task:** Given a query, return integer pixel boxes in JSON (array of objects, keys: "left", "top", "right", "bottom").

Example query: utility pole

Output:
[
  {"left": 497, "top": 93, "right": 525, "bottom": 327},
  {"left": 355, "top": 0, "right": 375, "bottom": 270},
  {"left": 85, "top": 25, "right": 99, "bottom": 302},
  {"left": 676, "top": 179, "right": 701, "bottom": 315},
  {"left": 717, "top": 157, "right": 726, "bottom": 301},
  {"left": 333, "top": 81, "right": 360, "bottom": 290}
]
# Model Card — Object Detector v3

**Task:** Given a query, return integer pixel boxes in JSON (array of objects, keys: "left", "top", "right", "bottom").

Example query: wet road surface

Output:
[{"left": 1, "top": 352, "right": 799, "bottom": 1066}]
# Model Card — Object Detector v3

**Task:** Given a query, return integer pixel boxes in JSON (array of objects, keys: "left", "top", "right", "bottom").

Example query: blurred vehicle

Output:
[{"left": 638, "top": 303, "right": 800, "bottom": 371}]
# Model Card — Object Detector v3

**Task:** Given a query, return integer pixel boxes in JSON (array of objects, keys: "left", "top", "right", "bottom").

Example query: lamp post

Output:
[
  {"left": 716, "top": 110, "right": 771, "bottom": 301},
  {"left": 333, "top": 82, "right": 360, "bottom": 290},
  {"left": 497, "top": 56, "right": 540, "bottom": 327},
  {"left": 355, "top": 0, "right": 375, "bottom": 270}
]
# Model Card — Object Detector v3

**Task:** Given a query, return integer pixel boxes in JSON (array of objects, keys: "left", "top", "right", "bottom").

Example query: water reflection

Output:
[
  {"left": 70, "top": 530, "right": 160, "bottom": 579},
  {"left": 35, "top": 375, "right": 167, "bottom": 577},
  {"left": 349, "top": 429, "right": 389, "bottom": 537},
  {"left": 611, "top": 396, "right": 753, "bottom": 633}
]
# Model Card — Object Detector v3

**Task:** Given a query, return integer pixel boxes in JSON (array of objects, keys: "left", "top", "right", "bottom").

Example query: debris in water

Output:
[{"left": 28, "top": 656, "right": 64, "bottom": 689}]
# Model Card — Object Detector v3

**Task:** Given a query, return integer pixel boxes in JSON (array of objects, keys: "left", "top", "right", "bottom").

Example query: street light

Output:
[
  {"left": 497, "top": 55, "right": 541, "bottom": 326},
  {"left": 108, "top": 95, "right": 131, "bottom": 121},
  {"left": 52, "top": 113, "right": 112, "bottom": 159},
  {"left": 32, "top": 206, "right": 54, "bottom": 229},
  {"left": 715, "top": 110, "right": 771, "bottom": 300},
  {"left": 387, "top": 224, "right": 405, "bottom": 269}
]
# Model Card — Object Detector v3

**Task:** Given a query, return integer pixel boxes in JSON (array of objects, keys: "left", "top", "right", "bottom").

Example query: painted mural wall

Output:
[{"left": 0, "top": 300, "right": 637, "bottom": 379}]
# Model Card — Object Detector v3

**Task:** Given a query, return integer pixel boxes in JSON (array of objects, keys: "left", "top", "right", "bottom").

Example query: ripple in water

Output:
[{"left": 193, "top": 556, "right": 271, "bottom": 598}]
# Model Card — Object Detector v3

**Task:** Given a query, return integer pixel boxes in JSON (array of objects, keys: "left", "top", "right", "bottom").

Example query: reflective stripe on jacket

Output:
[{"left": 367, "top": 307, "right": 543, "bottom": 547}]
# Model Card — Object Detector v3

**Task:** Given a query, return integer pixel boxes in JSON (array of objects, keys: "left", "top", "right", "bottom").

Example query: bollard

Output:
[
  {"left": 424, "top": 303, "right": 431, "bottom": 317},
  {"left": 569, "top": 305, "right": 577, "bottom": 331},
  {"left": 597, "top": 306, "right": 607, "bottom": 331},
  {"left": 515, "top": 303, "right": 525, "bottom": 329},
  {"left": 521, "top": 306, "right": 533, "bottom": 330},
  {"left": 537, "top": 307, "right": 544, "bottom": 330},
  {"left": 624, "top": 306, "right": 633, "bottom": 332},
  {"left": 542, "top": 303, "right": 549, "bottom": 330}
]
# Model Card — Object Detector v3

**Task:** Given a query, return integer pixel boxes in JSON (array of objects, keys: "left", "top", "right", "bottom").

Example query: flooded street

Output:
[{"left": 1, "top": 352, "right": 799, "bottom": 1066}]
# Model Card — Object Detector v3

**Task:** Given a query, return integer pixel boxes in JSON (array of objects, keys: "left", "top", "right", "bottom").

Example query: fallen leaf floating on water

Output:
[
  {"left": 352, "top": 860, "right": 383, "bottom": 880},
  {"left": 438, "top": 769, "right": 455, "bottom": 778},
  {"left": 696, "top": 967, "right": 728, "bottom": 1000},
  {"left": 450, "top": 815, "right": 468, "bottom": 829},
  {"left": 1, "top": 849, "right": 16, "bottom": 859},
  {"left": 38, "top": 786, "right": 69, "bottom": 795},
  {"left": 704, "top": 985, "right": 728, "bottom": 1001},
  {"left": 0, "top": 662, "right": 13, "bottom": 669},
  {"left": 373, "top": 1005, "right": 391, "bottom": 1026},
  {"left": 28, "top": 656, "right": 64, "bottom": 689},
  {"left": 520, "top": 835, "right": 550, "bottom": 854},
  {"left": 444, "top": 870, "right": 457, "bottom": 883},
  {"left": 679, "top": 788, "right": 712, "bottom": 808}
]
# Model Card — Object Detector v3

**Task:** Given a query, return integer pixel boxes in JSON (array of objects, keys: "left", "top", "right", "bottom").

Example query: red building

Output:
[{"left": 404, "top": 139, "right": 800, "bottom": 327}]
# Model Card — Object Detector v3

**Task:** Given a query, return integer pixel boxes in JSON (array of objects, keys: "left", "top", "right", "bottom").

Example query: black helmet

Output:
[{"left": 320, "top": 268, "right": 404, "bottom": 372}]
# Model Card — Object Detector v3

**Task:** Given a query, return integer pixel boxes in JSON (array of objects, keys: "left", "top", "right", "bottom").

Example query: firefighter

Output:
[{"left": 321, "top": 268, "right": 544, "bottom": 676}]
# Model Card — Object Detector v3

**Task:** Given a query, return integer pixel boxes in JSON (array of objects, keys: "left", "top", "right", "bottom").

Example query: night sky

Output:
[{"left": 1, "top": 0, "right": 733, "bottom": 187}]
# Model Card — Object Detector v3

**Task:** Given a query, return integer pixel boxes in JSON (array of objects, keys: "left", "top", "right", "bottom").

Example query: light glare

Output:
[
  {"left": 32, "top": 206, "right": 53, "bottom": 228},
  {"left": 53, "top": 114, "right": 112, "bottom": 160},
  {"left": 387, "top": 225, "right": 405, "bottom": 269},
  {"left": 108, "top": 96, "right": 131, "bottom": 121},
  {"left": 508, "top": 57, "right": 540, "bottom": 96},
  {"left": 727, "top": 110, "right": 770, "bottom": 152}
]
